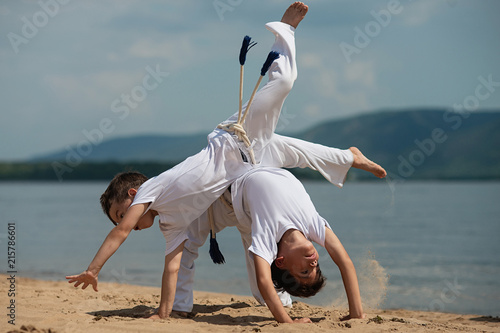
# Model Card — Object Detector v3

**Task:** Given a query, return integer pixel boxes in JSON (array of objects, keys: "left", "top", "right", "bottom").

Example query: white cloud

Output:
[
  {"left": 43, "top": 70, "right": 146, "bottom": 113},
  {"left": 401, "top": 0, "right": 442, "bottom": 26},
  {"left": 304, "top": 104, "right": 321, "bottom": 117},
  {"left": 128, "top": 37, "right": 196, "bottom": 69},
  {"left": 299, "top": 52, "right": 338, "bottom": 97},
  {"left": 300, "top": 53, "right": 323, "bottom": 69},
  {"left": 299, "top": 52, "right": 374, "bottom": 113},
  {"left": 344, "top": 61, "right": 375, "bottom": 88},
  {"left": 0, "top": 5, "right": 11, "bottom": 15}
]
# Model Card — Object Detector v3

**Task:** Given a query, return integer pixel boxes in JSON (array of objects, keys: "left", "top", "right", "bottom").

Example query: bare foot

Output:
[
  {"left": 281, "top": 2, "right": 308, "bottom": 29},
  {"left": 349, "top": 147, "right": 387, "bottom": 179}
]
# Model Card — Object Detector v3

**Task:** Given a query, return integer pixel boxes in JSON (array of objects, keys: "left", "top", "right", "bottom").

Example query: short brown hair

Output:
[
  {"left": 271, "top": 260, "right": 326, "bottom": 298},
  {"left": 100, "top": 171, "right": 148, "bottom": 225}
]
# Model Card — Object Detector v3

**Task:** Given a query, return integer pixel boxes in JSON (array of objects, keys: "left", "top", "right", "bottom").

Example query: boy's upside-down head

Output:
[
  {"left": 271, "top": 260, "right": 326, "bottom": 297},
  {"left": 271, "top": 229, "right": 327, "bottom": 297}
]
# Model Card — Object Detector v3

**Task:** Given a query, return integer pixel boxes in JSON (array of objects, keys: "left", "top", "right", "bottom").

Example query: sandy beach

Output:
[{"left": 1, "top": 274, "right": 499, "bottom": 333}]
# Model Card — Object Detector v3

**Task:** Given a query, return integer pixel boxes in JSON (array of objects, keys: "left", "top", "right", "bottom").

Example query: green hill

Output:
[
  {"left": 293, "top": 109, "right": 500, "bottom": 180},
  {"left": 2, "top": 108, "right": 499, "bottom": 181}
]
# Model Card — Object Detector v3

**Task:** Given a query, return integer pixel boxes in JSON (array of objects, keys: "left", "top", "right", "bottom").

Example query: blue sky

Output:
[{"left": 1, "top": 0, "right": 499, "bottom": 160}]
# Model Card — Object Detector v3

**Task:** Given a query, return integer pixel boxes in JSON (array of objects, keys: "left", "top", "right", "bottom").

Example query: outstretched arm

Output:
[
  {"left": 65, "top": 203, "right": 149, "bottom": 291},
  {"left": 150, "top": 240, "right": 186, "bottom": 319},
  {"left": 324, "top": 227, "right": 365, "bottom": 320},
  {"left": 253, "top": 254, "right": 311, "bottom": 324}
]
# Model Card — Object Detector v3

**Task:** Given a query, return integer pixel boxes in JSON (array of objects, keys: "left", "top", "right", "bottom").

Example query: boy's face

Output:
[
  {"left": 276, "top": 239, "right": 320, "bottom": 285},
  {"left": 109, "top": 188, "right": 155, "bottom": 231},
  {"left": 109, "top": 197, "right": 133, "bottom": 225}
]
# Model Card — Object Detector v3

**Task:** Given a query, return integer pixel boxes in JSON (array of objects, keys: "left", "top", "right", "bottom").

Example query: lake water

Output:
[{"left": 1, "top": 180, "right": 499, "bottom": 316}]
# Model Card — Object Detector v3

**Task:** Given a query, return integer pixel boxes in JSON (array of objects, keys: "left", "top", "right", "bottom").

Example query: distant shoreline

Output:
[
  {"left": 3, "top": 109, "right": 500, "bottom": 181},
  {"left": 1, "top": 161, "right": 499, "bottom": 182}
]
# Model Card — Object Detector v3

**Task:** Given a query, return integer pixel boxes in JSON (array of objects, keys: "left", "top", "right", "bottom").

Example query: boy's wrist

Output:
[
  {"left": 86, "top": 267, "right": 100, "bottom": 276},
  {"left": 348, "top": 311, "right": 365, "bottom": 319},
  {"left": 157, "top": 305, "right": 171, "bottom": 318}
]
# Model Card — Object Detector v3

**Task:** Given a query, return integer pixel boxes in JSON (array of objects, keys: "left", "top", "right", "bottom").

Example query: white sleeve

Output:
[
  {"left": 130, "top": 178, "right": 164, "bottom": 211},
  {"left": 308, "top": 217, "right": 332, "bottom": 247},
  {"left": 159, "top": 223, "right": 189, "bottom": 256},
  {"left": 246, "top": 207, "right": 277, "bottom": 266},
  {"left": 248, "top": 241, "right": 275, "bottom": 267}
]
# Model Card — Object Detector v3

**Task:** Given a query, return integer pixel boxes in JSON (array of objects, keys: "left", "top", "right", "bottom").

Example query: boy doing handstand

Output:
[
  {"left": 240, "top": 167, "right": 366, "bottom": 323},
  {"left": 66, "top": 2, "right": 385, "bottom": 319},
  {"left": 175, "top": 165, "right": 374, "bottom": 323}
]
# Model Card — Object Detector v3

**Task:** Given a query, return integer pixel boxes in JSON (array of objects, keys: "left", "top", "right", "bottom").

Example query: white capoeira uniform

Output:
[
  {"left": 174, "top": 167, "right": 335, "bottom": 312},
  {"left": 173, "top": 21, "right": 353, "bottom": 312},
  {"left": 238, "top": 168, "right": 333, "bottom": 266},
  {"left": 131, "top": 20, "right": 353, "bottom": 256}
]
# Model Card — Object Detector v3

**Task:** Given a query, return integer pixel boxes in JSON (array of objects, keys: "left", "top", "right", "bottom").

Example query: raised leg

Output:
[{"left": 220, "top": 3, "right": 308, "bottom": 162}]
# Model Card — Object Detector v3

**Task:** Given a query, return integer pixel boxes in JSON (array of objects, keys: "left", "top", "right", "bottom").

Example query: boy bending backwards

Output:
[
  {"left": 66, "top": 2, "right": 385, "bottom": 320},
  {"left": 176, "top": 165, "right": 374, "bottom": 323}
]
